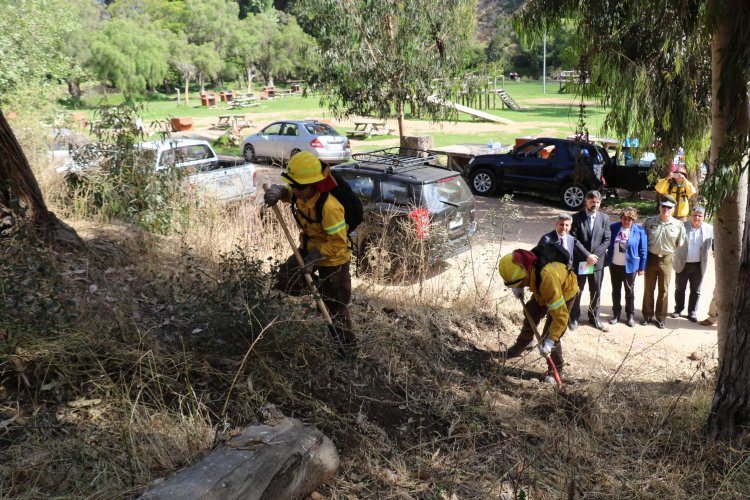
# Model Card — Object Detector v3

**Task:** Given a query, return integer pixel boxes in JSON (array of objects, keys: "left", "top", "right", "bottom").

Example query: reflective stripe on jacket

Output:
[
  {"left": 293, "top": 190, "right": 351, "bottom": 266},
  {"left": 530, "top": 262, "right": 579, "bottom": 341}
]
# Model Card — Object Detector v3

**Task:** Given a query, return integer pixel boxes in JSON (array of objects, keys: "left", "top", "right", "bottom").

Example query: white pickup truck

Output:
[
  {"left": 59, "top": 138, "right": 257, "bottom": 203},
  {"left": 141, "top": 139, "right": 256, "bottom": 202}
]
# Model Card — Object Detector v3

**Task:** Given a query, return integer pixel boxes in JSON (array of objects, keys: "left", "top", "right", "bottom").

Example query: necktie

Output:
[{"left": 589, "top": 214, "right": 595, "bottom": 231}]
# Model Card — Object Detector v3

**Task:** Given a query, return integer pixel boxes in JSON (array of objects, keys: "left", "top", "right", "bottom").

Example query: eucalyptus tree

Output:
[
  {"left": 242, "top": 11, "right": 315, "bottom": 88},
  {"left": 295, "top": 0, "right": 477, "bottom": 140},
  {"left": 181, "top": 0, "right": 239, "bottom": 85},
  {"left": 516, "top": 0, "right": 750, "bottom": 441},
  {"left": 57, "top": 0, "right": 105, "bottom": 102},
  {"left": 0, "top": 0, "right": 81, "bottom": 242},
  {"left": 90, "top": 17, "right": 171, "bottom": 99}
]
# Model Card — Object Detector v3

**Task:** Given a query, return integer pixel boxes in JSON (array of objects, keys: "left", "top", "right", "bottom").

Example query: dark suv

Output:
[
  {"left": 332, "top": 148, "right": 477, "bottom": 278},
  {"left": 462, "top": 137, "right": 607, "bottom": 210}
]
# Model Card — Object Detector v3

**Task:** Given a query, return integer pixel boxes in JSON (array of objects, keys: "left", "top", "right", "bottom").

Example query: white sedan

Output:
[{"left": 241, "top": 120, "right": 351, "bottom": 165}]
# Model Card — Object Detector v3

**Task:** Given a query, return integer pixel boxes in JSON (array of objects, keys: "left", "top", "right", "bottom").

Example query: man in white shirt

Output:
[{"left": 671, "top": 206, "right": 714, "bottom": 322}]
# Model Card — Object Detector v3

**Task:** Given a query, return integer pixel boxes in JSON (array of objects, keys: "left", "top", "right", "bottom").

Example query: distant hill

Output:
[{"left": 475, "top": 0, "right": 526, "bottom": 43}]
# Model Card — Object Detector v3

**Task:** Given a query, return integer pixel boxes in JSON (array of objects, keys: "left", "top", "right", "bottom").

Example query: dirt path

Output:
[{"left": 403, "top": 195, "right": 718, "bottom": 381}]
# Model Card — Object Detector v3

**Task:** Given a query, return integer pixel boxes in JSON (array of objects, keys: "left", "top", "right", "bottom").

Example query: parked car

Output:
[
  {"left": 242, "top": 120, "right": 351, "bottom": 165},
  {"left": 59, "top": 138, "right": 257, "bottom": 203},
  {"left": 462, "top": 137, "right": 606, "bottom": 210},
  {"left": 332, "top": 148, "right": 477, "bottom": 278}
]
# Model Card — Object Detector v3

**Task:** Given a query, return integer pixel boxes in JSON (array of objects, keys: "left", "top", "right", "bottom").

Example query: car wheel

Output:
[
  {"left": 469, "top": 168, "right": 497, "bottom": 196},
  {"left": 560, "top": 183, "right": 586, "bottom": 210},
  {"left": 243, "top": 144, "right": 255, "bottom": 162}
]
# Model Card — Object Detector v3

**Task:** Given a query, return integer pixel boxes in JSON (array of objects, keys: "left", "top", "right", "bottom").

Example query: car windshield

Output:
[
  {"left": 304, "top": 123, "right": 338, "bottom": 136},
  {"left": 420, "top": 176, "right": 473, "bottom": 211}
]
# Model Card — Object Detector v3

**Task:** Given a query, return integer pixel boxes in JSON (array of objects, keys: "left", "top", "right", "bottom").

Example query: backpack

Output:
[
  {"left": 291, "top": 171, "right": 364, "bottom": 247},
  {"left": 530, "top": 242, "right": 571, "bottom": 289}
]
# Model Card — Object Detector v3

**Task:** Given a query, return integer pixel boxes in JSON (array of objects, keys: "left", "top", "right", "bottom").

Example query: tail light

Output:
[
  {"left": 344, "top": 139, "right": 351, "bottom": 149},
  {"left": 407, "top": 207, "right": 431, "bottom": 240},
  {"left": 310, "top": 138, "right": 324, "bottom": 148},
  {"left": 252, "top": 170, "right": 257, "bottom": 186}
]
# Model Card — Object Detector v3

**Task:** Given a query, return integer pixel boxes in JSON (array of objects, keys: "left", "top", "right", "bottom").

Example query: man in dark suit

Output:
[
  {"left": 538, "top": 213, "right": 595, "bottom": 268},
  {"left": 570, "top": 190, "right": 611, "bottom": 331}
]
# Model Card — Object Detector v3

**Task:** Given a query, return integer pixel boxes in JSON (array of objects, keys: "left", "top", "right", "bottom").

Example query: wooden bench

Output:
[
  {"left": 211, "top": 114, "right": 254, "bottom": 130},
  {"left": 345, "top": 120, "right": 393, "bottom": 139},
  {"left": 230, "top": 96, "right": 259, "bottom": 109}
]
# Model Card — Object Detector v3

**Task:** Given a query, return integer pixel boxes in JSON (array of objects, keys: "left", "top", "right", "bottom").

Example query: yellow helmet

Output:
[
  {"left": 283, "top": 152, "right": 326, "bottom": 185},
  {"left": 498, "top": 253, "right": 527, "bottom": 288}
]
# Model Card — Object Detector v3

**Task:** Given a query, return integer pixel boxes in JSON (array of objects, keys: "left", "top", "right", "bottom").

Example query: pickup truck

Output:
[
  {"left": 59, "top": 138, "right": 257, "bottom": 203},
  {"left": 462, "top": 137, "right": 606, "bottom": 210},
  {"left": 141, "top": 139, "right": 257, "bottom": 202}
]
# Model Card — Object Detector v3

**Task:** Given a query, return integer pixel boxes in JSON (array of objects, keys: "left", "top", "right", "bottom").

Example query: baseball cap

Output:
[{"left": 660, "top": 194, "right": 677, "bottom": 207}]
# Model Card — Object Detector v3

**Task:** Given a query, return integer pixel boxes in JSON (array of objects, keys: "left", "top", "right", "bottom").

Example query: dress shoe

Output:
[
  {"left": 608, "top": 317, "right": 619, "bottom": 325},
  {"left": 688, "top": 314, "right": 698, "bottom": 323},
  {"left": 669, "top": 312, "right": 680, "bottom": 319},
  {"left": 640, "top": 316, "right": 652, "bottom": 326},
  {"left": 568, "top": 320, "right": 579, "bottom": 331},
  {"left": 591, "top": 319, "right": 609, "bottom": 332},
  {"left": 626, "top": 315, "right": 635, "bottom": 327},
  {"left": 700, "top": 318, "right": 715, "bottom": 326}
]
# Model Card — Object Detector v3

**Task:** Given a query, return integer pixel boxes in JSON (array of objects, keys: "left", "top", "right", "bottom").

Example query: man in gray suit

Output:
[
  {"left": 570, "top": 190, "right": 611, "bottom": 331},
  {"left": 670, "top": 206, "right": 714, "bottom": 322}
]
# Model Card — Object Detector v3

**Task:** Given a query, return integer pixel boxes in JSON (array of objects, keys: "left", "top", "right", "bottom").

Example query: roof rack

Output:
[{"left": 351, "top": 147, "right": 438, "bottom": 174}]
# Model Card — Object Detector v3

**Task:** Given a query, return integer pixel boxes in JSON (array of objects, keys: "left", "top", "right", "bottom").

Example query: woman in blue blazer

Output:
[{"left": 605, "top": 207, "right": 648, "bottom": 327}]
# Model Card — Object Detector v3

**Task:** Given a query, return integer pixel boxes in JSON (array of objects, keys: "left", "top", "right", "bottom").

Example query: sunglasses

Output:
[{"left": 660, "top": 204, "right": 674, "bottom": 209}]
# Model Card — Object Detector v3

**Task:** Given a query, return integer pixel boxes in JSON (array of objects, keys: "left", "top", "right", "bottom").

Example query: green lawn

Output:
[{"left": 63, "top": 81, "right": 613, "bottom": 150}]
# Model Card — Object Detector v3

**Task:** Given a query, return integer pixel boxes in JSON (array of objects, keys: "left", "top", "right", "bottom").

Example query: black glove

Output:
[
  {"left": 302, "top": 248, "right": 323, "bottom": 275},
  {"left": 264, "top": 184, "right": 287, "bottom": 206}
]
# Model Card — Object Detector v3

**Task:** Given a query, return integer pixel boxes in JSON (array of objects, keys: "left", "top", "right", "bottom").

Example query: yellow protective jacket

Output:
[
  {"left": 290, "top": 189, "right": 351, "bottom": 266},
  {"left": 529, "top": 262, "right": 579, "bottom": 341},
  {"left": 655, "top": 178, "right": 696, "bottom": 218}
]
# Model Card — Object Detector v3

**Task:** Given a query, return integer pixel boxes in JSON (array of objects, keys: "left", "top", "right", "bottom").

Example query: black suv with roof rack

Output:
[{"left": 332, "top": 148, "right": 477, "bottom": 279}]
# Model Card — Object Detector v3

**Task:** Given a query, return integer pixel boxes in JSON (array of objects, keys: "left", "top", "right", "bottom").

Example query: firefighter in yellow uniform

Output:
[
  {"left": 655, "top": 167, "right": 695, "bottom": 220},
  {"left": 264, "top": 152, "right": 358, "bottom": 354},
  {"left": 499, "top": 249, "right": 578, "bottom": 382}
]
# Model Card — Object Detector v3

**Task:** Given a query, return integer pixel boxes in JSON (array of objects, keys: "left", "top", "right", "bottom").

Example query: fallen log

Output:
[{"left": 140, "top": 415, "right": 339, "bottom": 500}]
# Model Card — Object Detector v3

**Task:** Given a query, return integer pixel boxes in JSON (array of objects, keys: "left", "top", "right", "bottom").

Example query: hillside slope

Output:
[{"left": 2, "top": 212, "right": 744, "bottom": 498}]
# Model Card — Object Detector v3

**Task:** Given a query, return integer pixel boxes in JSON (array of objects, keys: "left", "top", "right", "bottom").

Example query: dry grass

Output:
[{"left": 2, "top": 160, "right": 749, "bottom": 498}]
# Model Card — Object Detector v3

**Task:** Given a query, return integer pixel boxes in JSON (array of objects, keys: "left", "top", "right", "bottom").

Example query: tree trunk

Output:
[
  {"left": 67, "top": 78, "right": 82, "bottom": 102},
  {"left": 246, "top": 67, "right": 254, "bottom": 94},
  {"left": 0, "top": 109, "right": 81, "bottom": 246},
  {"left": 704, "top": 0, "right": 750, "bottom": 441},
  {"left": 706, "top": 0, "right": 747, "bottom": 361},
  {"left": 140, "top": 414, "right": 338, "bottom": 499},
  {"left": 706, "top": 175, "right": 750, "bottom": 441},
  {"left": 184, "top": 77, "right": 190, "bottom": 106},
  {"left": 397, "top": 100, "right": 405, "bottom": 144}
]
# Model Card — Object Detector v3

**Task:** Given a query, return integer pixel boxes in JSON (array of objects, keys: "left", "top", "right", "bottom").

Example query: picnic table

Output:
[
  {"left": 230, "top": 94, "right": 258, "bottom": 109},
  {"left": 211, "top": 114, "right": 253, "bottom": 130},
  {"left": 345, "top": 120, "right": 393, "bottom": 139}
]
